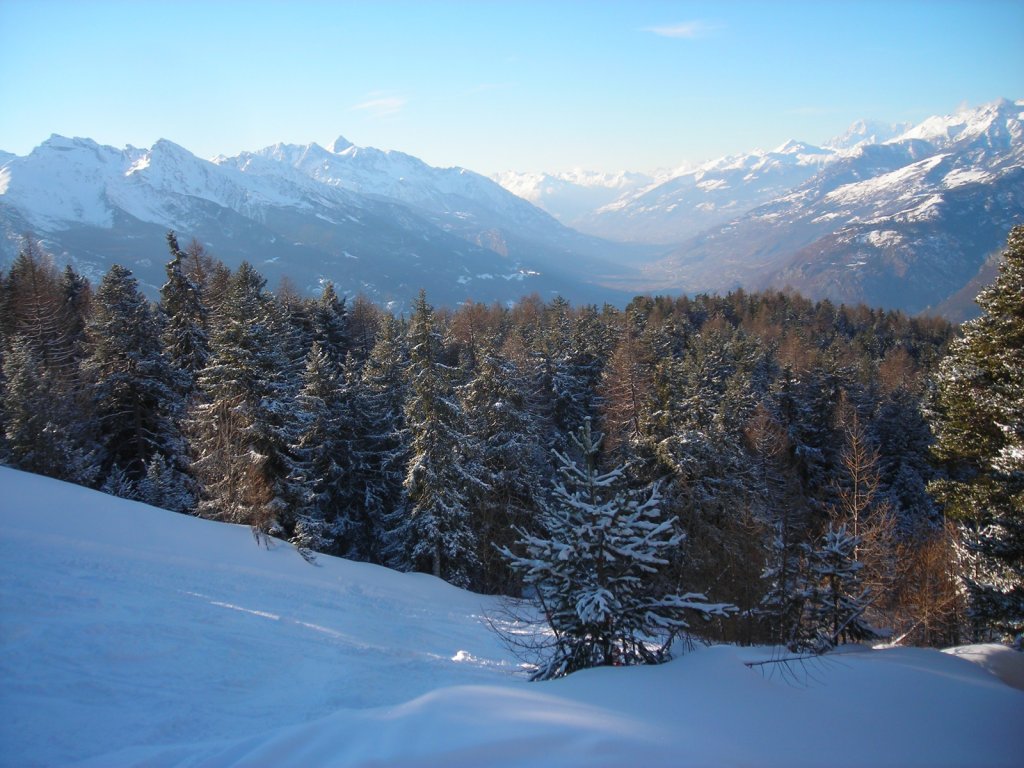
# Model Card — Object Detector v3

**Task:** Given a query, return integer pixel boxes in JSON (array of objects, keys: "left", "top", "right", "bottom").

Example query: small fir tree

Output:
[
  {"left": 500, "top": 419, "right": 733, "bottom": 680},
  {"left": 803, "top": 523, "right": 880, "bottom": 651}
]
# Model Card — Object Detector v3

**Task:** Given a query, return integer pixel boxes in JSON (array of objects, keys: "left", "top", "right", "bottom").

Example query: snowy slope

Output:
[
  {"left": 236, "top": 137, "right": 533, "bottom": 220},
  {"left": 1, "top": 466, "right": 1022, "bottom": 768}
]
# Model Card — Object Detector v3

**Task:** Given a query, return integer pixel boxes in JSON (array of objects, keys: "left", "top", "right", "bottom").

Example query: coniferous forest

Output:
[{"left": 2, "top": 228, "right": 1022, "bottom": 670}]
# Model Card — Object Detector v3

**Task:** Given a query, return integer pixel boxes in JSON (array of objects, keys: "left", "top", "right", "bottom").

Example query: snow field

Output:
[{"left": 1, "top": 466, "right": 1021, "bottom": 767}]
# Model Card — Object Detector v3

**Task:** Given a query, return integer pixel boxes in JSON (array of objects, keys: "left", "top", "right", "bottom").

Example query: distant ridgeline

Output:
[{"left": 2, "top": 227, "right": 1021, "bottom": 652}]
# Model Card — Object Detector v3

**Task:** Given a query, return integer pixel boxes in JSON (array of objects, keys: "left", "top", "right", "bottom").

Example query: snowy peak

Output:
[
  {"left": 579, "top": 139, "right": 840, "bottom": 243},
  {"left": 644, "top": 98, "right": 1024, "bottom": 316},
  {"left": 826, "top": 119, "right": 910, "bottom": 151},
  {"left": 890, "top": 98, "right": 1024, "bottom": 163},
  {"left": 771, "top": 139, "right": 830, "bottom": 156},
  {"left": 894, "top": 99, "right": 1004, "bottom": 143},
  {"left": 331, "top": 135, "right": 354, "bottom": 154},
  {"left": 0, "top": 134, "right": 140, "bottom": 229}
]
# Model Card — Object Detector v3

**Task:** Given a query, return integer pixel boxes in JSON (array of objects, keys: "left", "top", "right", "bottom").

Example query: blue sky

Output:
[{"left": 1, "top": 0, "right": 1021, "bottom": 175}]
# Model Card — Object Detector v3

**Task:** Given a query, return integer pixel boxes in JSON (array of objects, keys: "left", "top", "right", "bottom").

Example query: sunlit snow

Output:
[{"left": 1, "top": 466, "right": 1021, "bottom": 768}]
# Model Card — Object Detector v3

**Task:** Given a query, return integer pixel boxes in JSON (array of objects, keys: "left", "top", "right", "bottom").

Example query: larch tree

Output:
[{"left": 0, "top": 238, "right": 98, "bottom": 484}]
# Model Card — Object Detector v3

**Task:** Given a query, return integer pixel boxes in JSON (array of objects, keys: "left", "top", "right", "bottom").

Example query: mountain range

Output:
[
  {"left": 1, "top": 99, "right": 1021, "bottom": 317},
  {"left": 0, "top": 134, "right": 645, "bottom": 309},
  {"left": 496, "top": 99, "right": 1023, "bottom": 319}
]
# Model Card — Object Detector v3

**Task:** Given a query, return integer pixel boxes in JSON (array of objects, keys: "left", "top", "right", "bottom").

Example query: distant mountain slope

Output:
[
  {"left": 578, "top": 140, "right": 841, "bottom": 244},
  {"left": 0, "top": 135, "right": 640, "bottom": 308},
  {"left": 643, "top": 99, "right": 1024, "bottom": 315},
  {"left": 492, "top": 122, "right": 910, "bottom": 246}
]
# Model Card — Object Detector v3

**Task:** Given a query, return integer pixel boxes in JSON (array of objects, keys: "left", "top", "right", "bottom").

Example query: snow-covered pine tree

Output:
[
  {"left": 500, "top": 419, "right": 733, "bottom": 680},
  {"left": 189, "top": 262, "right": 296, "bottom": 534},
  {"left": 460, "top": 344, "right": 545, "bottom": 593},
  {"left": 929, "top": 225, "right": 1024, "bottom": 643},
  {"left": 356, "top": 314, "right": 410, "bottom": 565},
  {"left": 159, "top": 231, "right": 209, "bottom": 397},
  {"left": 59, "top": 263, "right": 92, "bottom": 366},
  {"left": 136, "top": 453, "right": 195, "bottom": 513},
  {"left": 873, "top": 388, "right": 940, "bottom": 534},
  {"left": 283, "top": 341, "right": 351, "bottom": 558},
  {"left": 399, "top": 291, "right": 485, "bottom": 588},
  {"left": 100, "top": 463, "right": 137, "bottom": 500},
  {"left": 309, "top": 282, "right": 350, "bottom": 368},
  {"left": 85, "top": 264, "right": 189, "bottom": 497}
]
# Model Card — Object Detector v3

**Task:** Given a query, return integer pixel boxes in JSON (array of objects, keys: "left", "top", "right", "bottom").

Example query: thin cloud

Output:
[
  {"left": 351, "top": 95, "right": 406, "bottom": 118},
  {"left": 643, "top": 21, "right": 716, "bottom": 39}
]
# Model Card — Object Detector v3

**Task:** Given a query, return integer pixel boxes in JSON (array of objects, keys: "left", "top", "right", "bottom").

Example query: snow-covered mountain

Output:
[
  {"left": 644, "top": 99, "right": 1024, "bottom": 316},
  {"left": 3, "top": 466, "right": 1022, "bottom": 767},
  {"left": 0, "top": 135, "right": 641, "bottom": 308},
  {"left": 491, "top": 169, "right": 657, "bottom": 228},
  {"left": 490, "top": 120, "right": 907, "bottom": 245},
  {"left": 576, "top": 140, "right": 841, "bottom": 244},
  {"left": 824, "top": 119, "right": 910, "bottom": 151}
]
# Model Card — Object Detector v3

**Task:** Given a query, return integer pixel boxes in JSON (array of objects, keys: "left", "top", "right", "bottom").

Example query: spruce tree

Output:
[
  {"left": 160, "top": 231, "right": 209, "bottom": 396},
  {"left": 85, "top": 264, "right": 187, "bottom": 494},
  {"left": 356, "top": 314, "right": 410, "bottom": 564},
  {"left": 309, "top": 282, "right": 350, "bottom": 367},
  {"left": 190, "top": 262, "right": 296, "bottom": 533},
  {"left": 399, "top": 291, "right": 483, "bottom": 588},
  {"left": 284, "top": 342, "right": 351, "bottom": 557},
  {"left": 929, "top": 225, "right": 1024, "bottom": 642},
  {"left": 460, "top": 345, "right": 544, "bottom": 593}
]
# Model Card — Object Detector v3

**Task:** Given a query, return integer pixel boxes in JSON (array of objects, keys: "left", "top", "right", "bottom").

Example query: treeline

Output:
[{"left": 0, "top": 232, "right": 974, "bottom": 647}]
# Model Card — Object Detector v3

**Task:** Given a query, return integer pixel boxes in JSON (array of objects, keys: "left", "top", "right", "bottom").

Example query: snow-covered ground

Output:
[{"left": 1, "top": 466, "right": 1021, "bottom": 767}]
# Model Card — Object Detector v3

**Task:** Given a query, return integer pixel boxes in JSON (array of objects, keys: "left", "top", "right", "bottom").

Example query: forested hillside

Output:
[{"left": 2, "top": 229, "right": 1020, "bottom": 652}]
